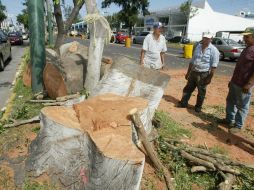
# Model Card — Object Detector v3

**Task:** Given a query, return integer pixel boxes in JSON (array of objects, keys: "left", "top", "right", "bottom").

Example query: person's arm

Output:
[
  {"left": 160, "top": 52, "right": 165, "bottom": 69},
  {"left": 140, "top": 36, "right": 149, "bottom": 65},
  {"left": 204, "top": 47, "right": 219, "bottom": 84},
  {"left": 140, "top": 49, "right": 145, "bottom": 65},
  {"left": 185, "top": 62, "right": 193, "bottom": 80},
  {"left": 243, "top": 72, "right": 254, "bottom": 93}
]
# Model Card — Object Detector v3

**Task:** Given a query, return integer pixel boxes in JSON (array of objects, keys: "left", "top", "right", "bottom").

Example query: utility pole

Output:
[
  {"left": 45, "top": 0, "right": 54, "bottom": 45},
  {"left": 28, "top": 0, "right": 45, "bottom": 93}
]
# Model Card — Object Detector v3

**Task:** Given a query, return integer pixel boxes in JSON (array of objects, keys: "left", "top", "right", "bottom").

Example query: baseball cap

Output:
[
  {"left": 242, "top": 27, "right": 254, "bottom": 36},
  {"left": 203, "top": 32, "right": 213, "bottom": 38},
  {"left": 153, "top": 22, "right": 163, "bottom": 29}
]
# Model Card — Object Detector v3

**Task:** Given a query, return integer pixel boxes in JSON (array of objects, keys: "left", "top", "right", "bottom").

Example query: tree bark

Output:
[
  {"left": 54, "top": 0, "right": 85, "bottom": 51},
  {"left": 129, "top": 108, "right": 175, "bottom": 190},
  {"left": 25, "top": 95, "right": 147, "bottom": 190},
  {"left": 84, "top": 0, "right": 110, "bottom": 92},
  {"left": 53, "top": 3, "right": 65, "bottom": 50}
]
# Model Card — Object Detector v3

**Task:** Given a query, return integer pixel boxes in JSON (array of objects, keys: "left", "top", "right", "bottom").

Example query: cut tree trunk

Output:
[
  {"left": 43, "top": 42, "right": 112, "bottom": 99},
  {"left": 84, "top": 0, "right": 111, "bottom": 92},
  {"left": 91, "top": 57, "right": 170, "bottom": 133},
  {"left": 25, "top": 94, "right": 148, "bottom": 189}
]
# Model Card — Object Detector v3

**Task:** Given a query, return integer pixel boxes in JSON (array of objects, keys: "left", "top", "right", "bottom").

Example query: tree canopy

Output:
[
  {"left": 101, "top": 0, "right": 149, "bottom": 35},
  {"left": 16, "top": 0, "right": 29, "bottom": 29},
  {"left": 0, "top": 0, "right": 7, "bottom": 25}
]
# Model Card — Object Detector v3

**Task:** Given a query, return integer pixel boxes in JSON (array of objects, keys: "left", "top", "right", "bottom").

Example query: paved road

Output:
[
  {"left": 66, "top": 38, "right": 237, "bottom": 76},
  {"left": 0, "top": 43, "right": 27, "bottom": 110}
]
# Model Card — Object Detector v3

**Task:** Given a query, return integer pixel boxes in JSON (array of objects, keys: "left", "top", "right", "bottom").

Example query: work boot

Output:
[{"left": 194, "top": 106, "right": 202, "bottom": 113}]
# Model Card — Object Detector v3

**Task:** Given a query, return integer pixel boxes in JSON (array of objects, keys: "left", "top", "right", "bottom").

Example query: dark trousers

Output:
[{"left": 180, "top": 71, "right": 209, "bottom": 108}]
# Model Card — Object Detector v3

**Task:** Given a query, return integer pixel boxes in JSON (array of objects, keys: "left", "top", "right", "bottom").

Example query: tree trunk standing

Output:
[
  {"left": 53, "top": 3, "right": 65, "bottom": 50},
  {"left": 53, "top": 0, "right": 85, "bottom": 51},
  {"left": 84, "top": 0, "right": 111, "bottom": 92},
  {"left": 28, "top": 0, "right": 45, "bottom": 93}
]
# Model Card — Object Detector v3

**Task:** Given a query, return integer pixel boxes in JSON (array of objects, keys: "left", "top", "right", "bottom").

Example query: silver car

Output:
[
  {"left": 211, "top": 37, "right": 244, "bottom": 61},
  {"left": 132, "top": 31, "right": 150, "bottom": 44},
  {"left": 22, "top": 32, "right": 29, "bottom": 40},
  {"left": 0, "top": 30, "right": 12, "bottom": 71}
]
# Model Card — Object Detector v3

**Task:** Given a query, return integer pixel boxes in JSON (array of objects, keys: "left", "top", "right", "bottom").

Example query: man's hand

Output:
[
  {"left": 140, "top": 60, "right": 144, "bottom": 66},
  {"left": 242, "top": 83, "right": 252, "bottom": 94}
]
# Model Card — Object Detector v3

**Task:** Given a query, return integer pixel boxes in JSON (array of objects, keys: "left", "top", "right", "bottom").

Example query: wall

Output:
[{"left": 188, "top": 1, "right": 254, "bottom": 41}]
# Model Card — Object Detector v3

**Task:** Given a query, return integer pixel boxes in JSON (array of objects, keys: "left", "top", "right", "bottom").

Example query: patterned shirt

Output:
[
  {"left": 231, "top": 45, "right": 254, "bottom": 87},
  {"left": 191, "top": 43, "right": 220, "bottom": 72}
]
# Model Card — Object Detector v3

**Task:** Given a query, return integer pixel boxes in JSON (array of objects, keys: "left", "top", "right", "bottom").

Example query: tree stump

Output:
[
  {"left": 25, "top": 94, "right": 147, "bottom": 189},
  {"left": 91, "top": 57, "right": 170, "bottom": 133},
  {"left": 43, "top": 42, "right": 113, "bottom": 99}
]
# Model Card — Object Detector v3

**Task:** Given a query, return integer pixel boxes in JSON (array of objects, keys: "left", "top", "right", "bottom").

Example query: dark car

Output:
[
  {"left": 8, "top": 32, "right": 23, "bottom": 45},
  {"left": 0, "top": 30, "right": 12, "bottom": 71},
  {"left": 169, "top": 36, "right": 190, "bottom": 44}
]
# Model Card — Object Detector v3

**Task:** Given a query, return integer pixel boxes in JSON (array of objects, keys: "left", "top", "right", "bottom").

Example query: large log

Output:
[
  {"left": 25, "top": 94, "right": 147, "bottom": 189},
  {"left": 43, "top": 42, "right": 113, "bottom": 99},
  {"left": 91, "top": 57, "right": 170, "bottom": 133}
]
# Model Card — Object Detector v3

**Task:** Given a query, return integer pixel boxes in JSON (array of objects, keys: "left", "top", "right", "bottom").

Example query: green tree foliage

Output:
[
  {"left": 16, "top": 0, "right": 29, "bottom": 29},
  {"left": 180, "top": 0, "right": 198, "bottom": 22},
  {"left": 101, "top": 0, "right": 149, "bottom": 36},
  {"left": 0, "top": 0, "right": 7, "bottom": 25},
  {"left": 105, "top": 13, "right": 121, "bottom": 30}
]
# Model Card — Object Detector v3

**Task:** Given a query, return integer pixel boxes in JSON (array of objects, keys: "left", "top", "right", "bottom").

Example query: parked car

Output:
[
  {"left": 132, "top": 31, "right": 150, "bottom": 44},
  {"left": 211, "top": 37, "right": 244, "bottom": 61},
  {"left": 169, "top": 36, "right": 190, "bottom": 44},
  {"left": 22, "top": 32, "right": 29, "bottom": 40},
  {"left": 8, "top": 32, "right": 23, "bottom": 45},
  {"left": 0, "top": 30, "right": 12, "bottom": 71},
  {"left": 115, "top": 32, "right": 128, "bottom": 43}
]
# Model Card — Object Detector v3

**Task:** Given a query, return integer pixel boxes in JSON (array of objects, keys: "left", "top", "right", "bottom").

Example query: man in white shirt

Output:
[{"left": 140, "top": 22, "right": 167, "bottom": 70}]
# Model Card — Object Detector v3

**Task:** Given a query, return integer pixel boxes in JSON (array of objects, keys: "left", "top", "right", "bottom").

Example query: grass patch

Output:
[
  {"left": 154, "top": 110, "right": 254, "bottom": 190},
  {"left": 154, "top": 111, "right": 191, "bottom": 140},
  {"left": 209, "top": 145, "right": 228, "bottom": 156},
  {"left": 199, "top": 105, "right": 226, "bottom": 124},
  {"left": 10, "top": 79, "right": 44, "bottom": 120},
  {"left": 24, "top": 180, "right": 56, "bottom": 190}
]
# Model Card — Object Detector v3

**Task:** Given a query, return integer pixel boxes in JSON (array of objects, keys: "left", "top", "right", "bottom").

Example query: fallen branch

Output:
[
  {"left": 129, "top": 108, "right": 175, "bottom": 190},
  {"left": 43, "top": 102, "right": 66, "bottom": 106},
  {"left": 180, "top": 150, "right": 216, "bottom": 171},
  {"left": 29, "top": 99, "right": 56, "bottom": 103},
  {"left": 194, "top": 153, "right": 240, "bottom": 175},
  {"left": 56, "top": 93, "right": 80, "bottom": 102},
  {"left": 191, "top": 166, "right": 207, "bottom": 173},
  {"left": 4, "top": 116, "right": 40, "bottom": 128},
  {"left": 218, "top": 172, "right": 235, "bottom": 190}
]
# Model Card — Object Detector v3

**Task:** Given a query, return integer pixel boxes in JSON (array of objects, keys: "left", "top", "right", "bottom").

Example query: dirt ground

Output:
[
  {"left": 0, "top": 69, "right": 253, "bottom": 189},
  {"left": 159, "top": 69, "right": 254, "bottom": 164}
]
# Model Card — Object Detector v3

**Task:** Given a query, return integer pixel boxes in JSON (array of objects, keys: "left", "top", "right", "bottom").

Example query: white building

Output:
[{"left": 140, "top": 0, "right": 254, "bottom": 41}]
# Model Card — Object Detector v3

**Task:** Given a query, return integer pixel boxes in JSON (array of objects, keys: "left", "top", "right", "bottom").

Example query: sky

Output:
[{"left": 2, "top": 0, "right": 254, "bottom": 23}]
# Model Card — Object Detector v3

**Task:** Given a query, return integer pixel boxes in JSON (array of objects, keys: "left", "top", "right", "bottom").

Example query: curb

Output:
[{"left": 1, "top": 53, "right": 26, "bottom": 121}]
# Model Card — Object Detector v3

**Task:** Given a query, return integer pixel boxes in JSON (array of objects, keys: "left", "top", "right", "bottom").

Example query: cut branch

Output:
[
  {"left": 218, "top": 173, "right": 235, "bottom": 190},
  {"left": 4, "top": 116, "right": 40, "bottom": 128},
  {"left": 129, "top": 108, "right": 175, "bottom": 190},
  {"left": 191, "top": 166, "right": 207, "bottom": 173},
  {"left": 180, "top": 150, "right": 216, "bottom": 171}
]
